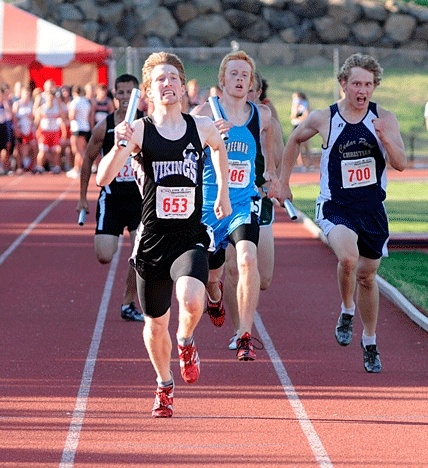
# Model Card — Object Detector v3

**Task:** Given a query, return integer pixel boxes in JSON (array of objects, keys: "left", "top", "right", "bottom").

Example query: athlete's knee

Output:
[
  {"left": 96, "top": 253, "right": 113, "bottom": 264},
  {"left": 179, "top": 286, "right": 204, "bottom": 314},
  {"left": 144, "top": 315, "right": 168, "bottom": 338},
  {"left": 356, "top": 268, "right": 378, "bottom": 290},
  {"left": 236, "top": 249, "right": 258, "bottom": 273},
  {"left": 338, "top": 253, "right": 358, "bottom": 275}
]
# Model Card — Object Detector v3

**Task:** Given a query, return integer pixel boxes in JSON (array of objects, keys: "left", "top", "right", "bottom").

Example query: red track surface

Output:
[{"left": 1, "top": 170, "right": 427, "bottom": 468}]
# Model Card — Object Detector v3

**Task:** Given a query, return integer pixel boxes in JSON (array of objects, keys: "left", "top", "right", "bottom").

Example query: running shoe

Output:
[
  {"left": 206, "top": 280, "right": 225, "bottom": 327},
  {"left": 228, "top": 333, "right": 238, "bottom": 350},
  {"left": 152, "top": 384, "right": 174, "bottom": 418},
  {"left": 236, "top": 332, "right": 264, "bottom": 361},
  {"left": 177, "top": 341, "right": 200, "bottom": 384},
  {"left": 361, "top": 341, "right": 382, "bottom": 373},
  {"left": 32, "top": 165, "right": 45, "bottom": 174},
  {"left": 121, "top": 302, "right": 144, "bottom": 322},
  {"left": 335, "top": 313, "right": 354, "bottom": 346}
]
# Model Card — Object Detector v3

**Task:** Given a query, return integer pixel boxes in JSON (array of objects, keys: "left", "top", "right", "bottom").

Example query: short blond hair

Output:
[
  {"left": 142, "top": 52, "right": 186, "bottom": 92},
  {"left": 337, "top": 53, "right": 383, "bottom": 87},
  {"left": 218, "top": 50, "right": 256, "bottom": 90}
]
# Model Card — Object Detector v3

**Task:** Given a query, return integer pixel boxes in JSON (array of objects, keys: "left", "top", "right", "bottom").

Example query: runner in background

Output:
[
  {"left": 77, "top": 74, "right": 144, "bottom": 323},
  {"left": 224, "top": 71, "right": 284, "bottom": 350}
]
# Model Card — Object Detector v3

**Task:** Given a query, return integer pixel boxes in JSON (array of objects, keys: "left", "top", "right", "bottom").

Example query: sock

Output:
[
  {"left": 177, "top": 335, "right": 193, "bottom": 347},
  {"left": 121, "top": 304, "right": 130, "bottom": 311},
  {"left": 362, "top": 333, "right": 376, "bottom": 347},
  {"left": 157, "top": 371, "right": 174, "bottom": 388},
  {"left": 341, "top": 303, "right": 355, "bottom": 316},
  {"left": 206, "top": 290, "right": 220, "bottom": 303}
]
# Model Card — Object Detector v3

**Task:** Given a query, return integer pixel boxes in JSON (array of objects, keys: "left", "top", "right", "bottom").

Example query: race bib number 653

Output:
[
  {"left": 341, "top": 157, "right": 376, "bottom": 189},
  {"left": 156, "top": 186, "right": 195, "bottom": 219}
]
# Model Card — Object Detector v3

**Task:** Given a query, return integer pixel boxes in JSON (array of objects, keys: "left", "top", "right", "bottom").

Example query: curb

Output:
[{"left": 294, "top": 209, "right": 428, "bottom": 333}]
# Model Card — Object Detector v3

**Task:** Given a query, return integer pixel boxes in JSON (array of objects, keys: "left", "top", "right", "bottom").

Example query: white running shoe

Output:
[{"left": 228, "top": 334, "right": 238, "bottom": 350}]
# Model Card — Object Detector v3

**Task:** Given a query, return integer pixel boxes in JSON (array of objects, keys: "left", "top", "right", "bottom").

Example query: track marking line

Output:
[
  {"left": 254, "top": 312, "right": 333, "bottom": 467},
  {"left": 0, "top": 184, "right": 73, "bottom": 266},
  {"left": 59, "top": 236, "right": 123, "bottom": 467}
]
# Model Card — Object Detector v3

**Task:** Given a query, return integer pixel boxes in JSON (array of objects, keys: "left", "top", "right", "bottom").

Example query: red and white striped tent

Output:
[{"left": 0, "top": 1, "right": 112, "bottom": 88}]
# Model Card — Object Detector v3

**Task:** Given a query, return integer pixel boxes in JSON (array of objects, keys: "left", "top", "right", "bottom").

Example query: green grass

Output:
[
  {"left": 290, "top": 181, "right": 428, "bottom": 233},
  {"left": 378, "top": 251, "right": 428, "bottom": 313},
  {"left": 290, "top": 181, "right": 428, "bottom": 314}
]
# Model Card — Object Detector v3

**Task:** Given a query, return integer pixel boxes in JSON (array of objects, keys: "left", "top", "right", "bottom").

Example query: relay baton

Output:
[
  {"left": 208, "top": 96, "right": 229, "bottom": 140},
  {"left": 284, "top": 199, "right": 298, "bottom": 220},
  {"left": 78, "top": 209, "right": 87, "bottom": 226},
  {"left": 119, "top": 88, "right": 141, "bottom": 147}
]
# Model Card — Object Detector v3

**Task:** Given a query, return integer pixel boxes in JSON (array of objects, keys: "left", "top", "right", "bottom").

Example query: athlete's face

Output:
[
  {"left": 222, "top": 60, "right": 253, "bottom": 99},
  {"left": 341, "top": 67, "right": 376, "bottom": 110},
  {"left": 247, "top": 85, "right": 261, "bottom": 104},
  {"left": 115, "top": 81, "right": 138, "bottom": 114},
  {"left": 147, "top": 64, "right": 185, "bottom": 105}
]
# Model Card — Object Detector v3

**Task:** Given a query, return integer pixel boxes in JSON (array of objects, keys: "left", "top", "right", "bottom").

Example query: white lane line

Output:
[
  {"left": 0, "top": 187, "right": 72, "bottom": 266},
  {"left": 59, "top": 236, "right": 123, "bottom": 467},
  {"left": 254, "top": 312, "right": 333, "bottom": 468}
]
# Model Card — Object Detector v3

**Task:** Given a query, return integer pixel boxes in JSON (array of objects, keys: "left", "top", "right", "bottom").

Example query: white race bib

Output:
[
  {"left": 228, "top": 160, "right": 251, "bottom": 188},
  {"left": 115, "top": 157, "right": 135, "bottom": 182},
  {"left": 156, "top": 186, "right": 195, "bottom": 219},
  {"left": 341, "top": 157, "right": 376, "bottom": 189}
]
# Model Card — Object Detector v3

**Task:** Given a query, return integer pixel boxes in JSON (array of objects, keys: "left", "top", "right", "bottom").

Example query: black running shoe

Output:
[
  {"left": 361, "top": 341, "right": 382, "bottom": 373},
  {"left": 121, "top": 302, "right": 144, "bottom": 322},
  {"left": 335, "top": 313, "right": 354, "bottom": 346}
]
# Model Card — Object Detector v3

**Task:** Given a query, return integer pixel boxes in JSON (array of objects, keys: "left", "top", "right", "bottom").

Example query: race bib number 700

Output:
[{"left": 341, "top": 157, "right": 376, "bottom": 189}]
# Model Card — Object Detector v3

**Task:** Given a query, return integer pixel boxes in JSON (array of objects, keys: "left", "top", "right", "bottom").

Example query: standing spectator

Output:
[
  {"left": 96, "top": 51, "right": 231, "bottom": 418},
  {"left": 91, "top": 83, "right": 115, "bottom": 173},
  {"left": 33, "top": 79, "right": 57, "bottom": 110},
  {"left": 67, "top": 85, "right": 92, "bottom": 179},
  {"left": 12, "top": 85, "right": 37, "bottom": 173},
  {"left": 84, "top": 82, "right": 97, "bottom": 129},
  {"left": 191, "top": 51, "right": 278, "bottom": 361},
  {"left": 275, "top": 53, "right": 407, "bottom": 373},
  {"left": 290, "top": 91, "right": 313, "bottom": 170},
  {"left": 77, "top": 74, "right": 144, "bottom": 323},
  {"left": 0, "top": 84, "right": 14, "bottom": 174},
  {"left": 259, "top": 77, "right": 280, "bottom": 122},
  {"left": 57, "top": 85, "right": 72, "bottom": 171},
  {"left": 33, "top": 89, "right": 67, "bottom": 174},
  {"left": 186, "top": 78, "right": 202, "bottom": 112},
  {"left": 94, "top": 83, "right": 115, "bottom": 126}
]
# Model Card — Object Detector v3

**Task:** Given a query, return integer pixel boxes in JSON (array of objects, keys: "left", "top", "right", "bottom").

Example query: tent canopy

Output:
[{"left": 0, "top": 1, "right": 112, "bottom": 88}]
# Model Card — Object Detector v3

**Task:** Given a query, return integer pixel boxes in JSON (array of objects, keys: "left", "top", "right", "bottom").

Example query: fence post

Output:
[{"left": 409, "top": 134, "right": 415, "bottom": 162}]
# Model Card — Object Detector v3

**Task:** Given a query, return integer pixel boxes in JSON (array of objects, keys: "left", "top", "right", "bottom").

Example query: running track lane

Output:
[{"left": 0, "top": 173, "right": 427, "bottom": 467}]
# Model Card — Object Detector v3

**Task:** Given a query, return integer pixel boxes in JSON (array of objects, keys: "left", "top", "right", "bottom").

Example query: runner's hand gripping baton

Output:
[
  {"left": 78, "top": 209, "right": 87, "bottom": 226},
  {"left": 119, "top": 88, "right": 141, "bottom": 147},
  {"left": 284, "top": 199, "right": 297, "bottom": 220},
  {"left": 208, "top": 96, "right": 229, "bottom": 140}
]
